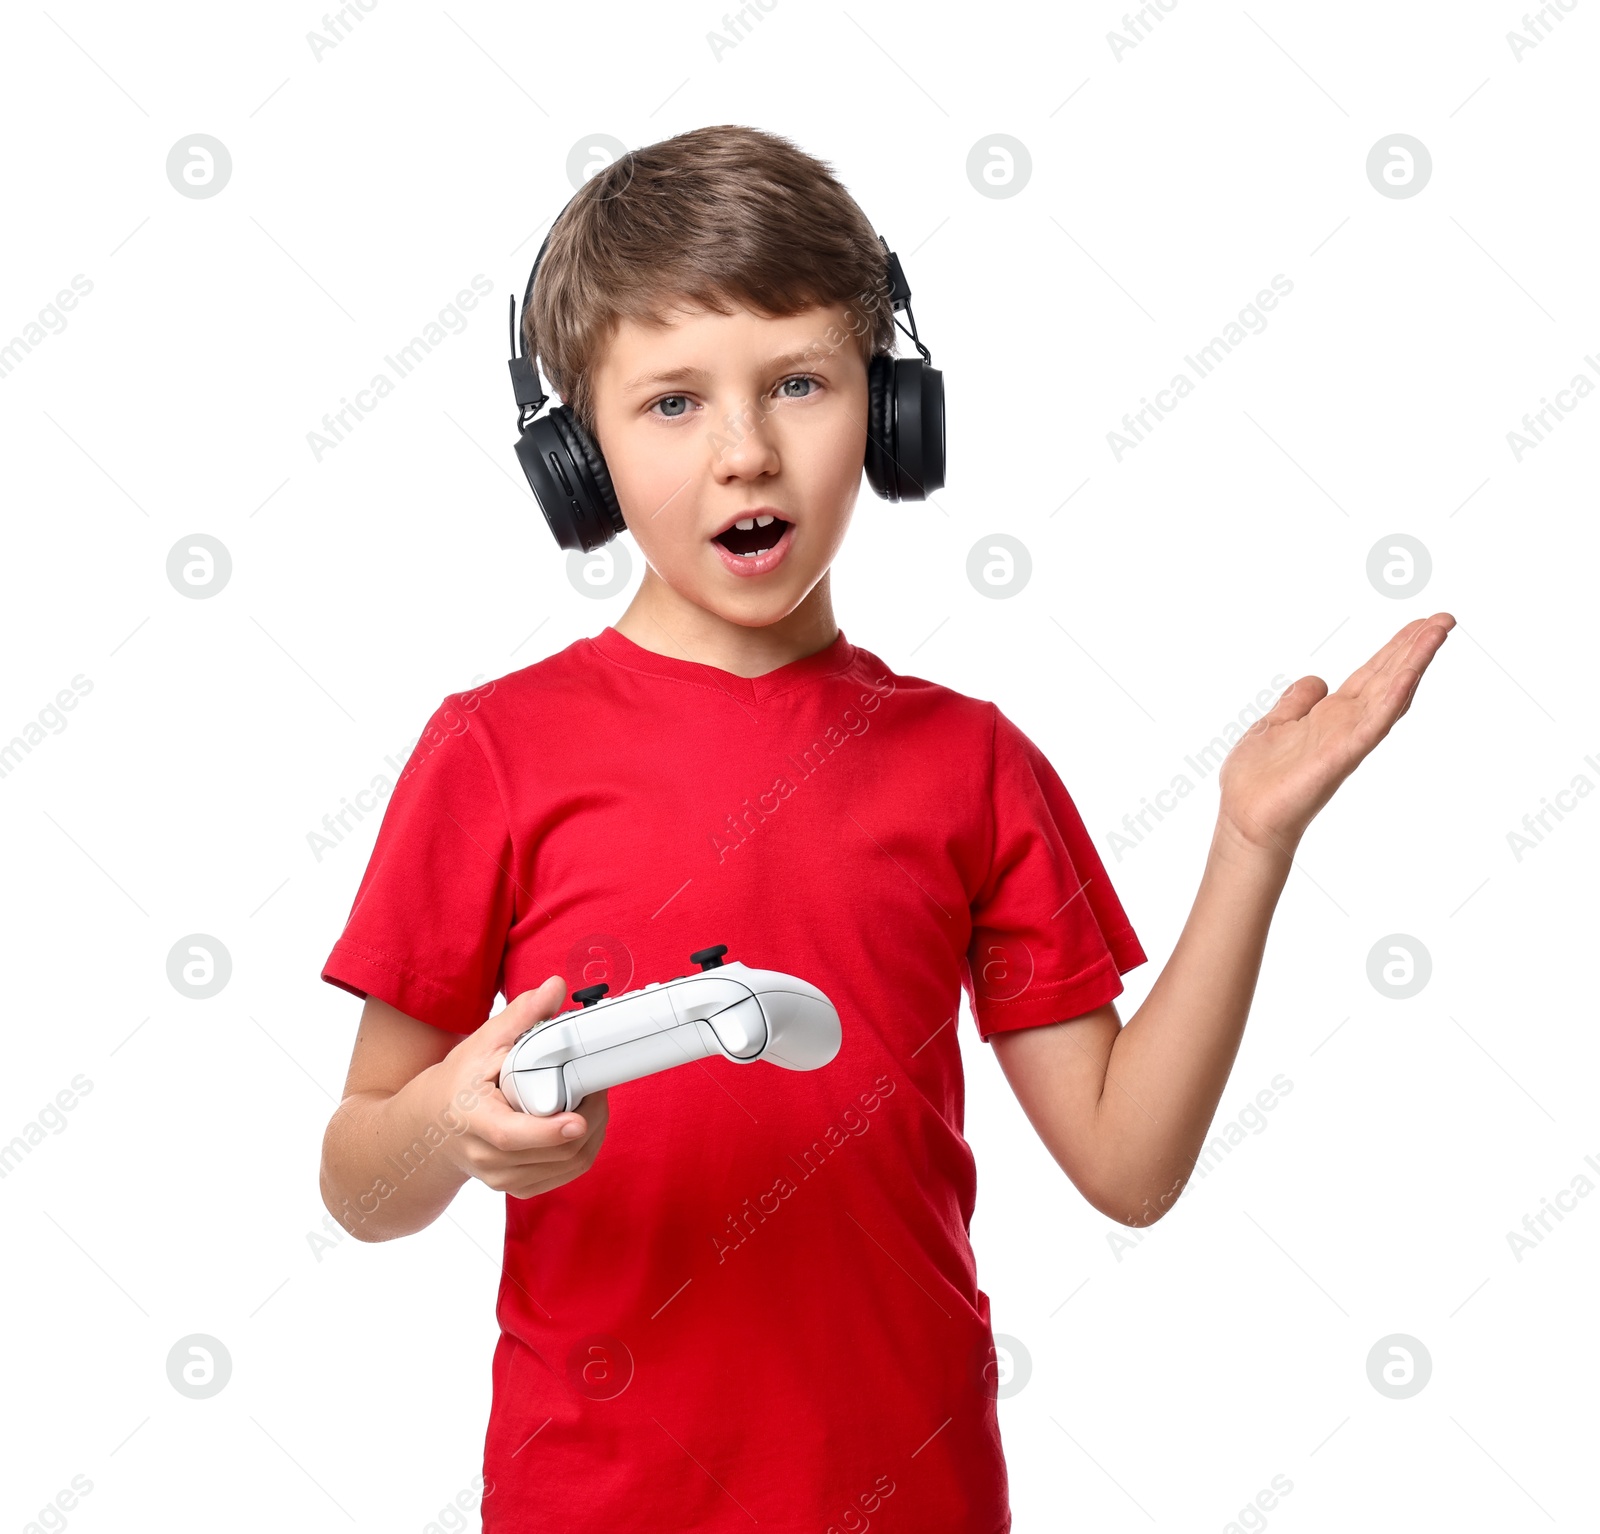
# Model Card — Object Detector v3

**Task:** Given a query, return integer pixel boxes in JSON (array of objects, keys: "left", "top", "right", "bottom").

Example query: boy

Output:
[{"left": 317, "top": 125, "right": 1452, "bottom": 1532}]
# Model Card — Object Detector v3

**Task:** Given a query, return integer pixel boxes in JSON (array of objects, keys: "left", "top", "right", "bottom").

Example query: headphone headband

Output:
[{"left": 506, "top": 211, "right": 566, "bottom": 426}]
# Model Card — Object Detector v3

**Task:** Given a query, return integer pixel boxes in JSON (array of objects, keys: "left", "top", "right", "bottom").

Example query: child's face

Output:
[{"left": 588, "top": 299, "right": 870, "bottom": 624}]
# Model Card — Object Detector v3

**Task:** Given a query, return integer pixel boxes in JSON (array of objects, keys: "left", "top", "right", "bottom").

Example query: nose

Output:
[{"left": 710, "top": 398, "right": 781, "bottom": 484}]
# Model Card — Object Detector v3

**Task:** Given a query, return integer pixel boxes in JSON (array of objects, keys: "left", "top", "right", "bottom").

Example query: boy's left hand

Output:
[{"left": 1216, "top": 612, "right": 1456, "bottom": 857}]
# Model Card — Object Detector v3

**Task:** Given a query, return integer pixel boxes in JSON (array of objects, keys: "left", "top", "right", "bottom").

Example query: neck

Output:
[{"left": 612, "top": 568, "right": 839, "bottom": 678}]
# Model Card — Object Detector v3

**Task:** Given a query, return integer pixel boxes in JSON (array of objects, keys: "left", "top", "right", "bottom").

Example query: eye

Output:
[
  {"left": 648, "top": 393, "right": 693, "bottom": 419},
  {"left": 775, "top": 375, "right": 821, "bottom": 400}
]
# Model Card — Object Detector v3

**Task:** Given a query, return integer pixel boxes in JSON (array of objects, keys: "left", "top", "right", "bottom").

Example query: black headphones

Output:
[{"left": 506, "top": 186, "right": 945, "bottom": 554}]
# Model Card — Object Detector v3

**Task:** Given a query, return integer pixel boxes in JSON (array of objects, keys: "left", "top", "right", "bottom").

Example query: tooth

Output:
[
  {"left": 755, "top": 514, "right": 774, "bottom": 526},
  {"left": 735, "top": 518, "right": 755, "bottom": 530}
]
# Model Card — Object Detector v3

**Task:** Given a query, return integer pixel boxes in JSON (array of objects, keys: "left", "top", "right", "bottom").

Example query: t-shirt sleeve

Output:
[
  {"left": 963, "top": 704, "right": 1149, "bottom": 1042},
  {"left": 320, "top": 694, "right": 516, "bottom": 1034}
]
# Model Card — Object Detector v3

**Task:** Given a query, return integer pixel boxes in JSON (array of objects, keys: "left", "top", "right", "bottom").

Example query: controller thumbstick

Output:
[
  {"left": 573, "top": 983, "right": 609, "bottom": 1007},
  {"left": 690, "top": 945, "right": 728, "bottom": 971}
]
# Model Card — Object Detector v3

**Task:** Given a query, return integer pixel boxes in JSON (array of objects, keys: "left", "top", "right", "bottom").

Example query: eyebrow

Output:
[{"left": 621, "top": 350, "right": 827, "bottom": 394}]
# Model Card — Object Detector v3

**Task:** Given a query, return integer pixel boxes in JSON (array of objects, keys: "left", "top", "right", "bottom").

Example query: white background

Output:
[{"left": 2, "top": 2, "right": 1596, "bottom": 1529}]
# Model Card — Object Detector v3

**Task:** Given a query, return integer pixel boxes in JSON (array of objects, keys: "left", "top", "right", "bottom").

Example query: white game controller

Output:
[{"left": 497, "top": 945, "right": 842, "bottom": 1115}]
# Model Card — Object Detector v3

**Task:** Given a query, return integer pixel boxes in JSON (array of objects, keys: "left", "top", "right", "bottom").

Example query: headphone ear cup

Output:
[
  {"left": 864, "top": 355, "right": 946, "bottom": 502},
  {"left": 902, "top": 359, "right": 945, "bottom": 499},
  {"left": 514, "top": 406, "right": 626, "bottom": 552},
  {"left": 550, "top": 408, "right": 626, "bottom": 550},
  {"left": 864, "top": 353, "right": 896, "bottom": 500}
]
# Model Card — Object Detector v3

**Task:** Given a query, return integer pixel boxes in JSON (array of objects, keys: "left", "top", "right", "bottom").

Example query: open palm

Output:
[{"left": 1217, "top": 612, "right": 1455, "bottom": 856}]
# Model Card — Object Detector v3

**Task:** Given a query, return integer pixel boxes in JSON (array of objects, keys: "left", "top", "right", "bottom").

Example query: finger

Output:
[
  {"left": 1391, "top": 618, "right": 1453, "bottom": 696},
  {"left": 1390, "top": 612, "right": 1455, "bottom": 675},
  {"left": 465, "top": 1091, "right": 592, "bottom": 1154},
  {"left": 1389, "top": 627, "right": 1448, "bottom": 719},
  {"left": 475, "top": 975, "right": 569, "bottom": 1060},
  {"left": 508, "top": 1158, "right": 595, "bottom": 1199},
  {"left": 1396, "top": 670, "right": 1421, "bottom": 719},
  {"left": 490, "top": 1131, "right": 601, "bottom": 1176},
  {"left": 1354, "top": 630, "right": 1443, "bottom": 749},
  {"left": 1337, "top": 616, "right": 1433, "bottom": 696},
  {"left": 473, "top": 1083, "right": 609, "bottom": 1154},
  {"left": 1343, "top": 612, "right": 1455, "bottom": 699},
  {"left": 501, "top": 1119, "right": 606, "bottom": 1175},
  {"left": 1364, "top": 667, "right": 1421, "bottom": 739},
  {"left": 1255, "top": 674, "right": 1327, "bottom": 729}
]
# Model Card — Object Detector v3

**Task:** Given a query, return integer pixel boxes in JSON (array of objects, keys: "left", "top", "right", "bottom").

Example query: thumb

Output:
[
  {"left": 477, "top": 974, "right": 569, "bottom": 1058},
  {"left": 1254, "top": 675, "right": 1326, "bottom": 731}
]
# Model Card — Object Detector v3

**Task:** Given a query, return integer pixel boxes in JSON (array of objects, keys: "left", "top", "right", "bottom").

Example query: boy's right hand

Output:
[{"left": 431, "top": 975, "right": 611, "bottom": 1200}]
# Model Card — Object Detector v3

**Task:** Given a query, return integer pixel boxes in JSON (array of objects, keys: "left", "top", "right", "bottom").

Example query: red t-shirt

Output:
[{"left": 321, "top": 624, "right": 1146, "bottom": 1534}]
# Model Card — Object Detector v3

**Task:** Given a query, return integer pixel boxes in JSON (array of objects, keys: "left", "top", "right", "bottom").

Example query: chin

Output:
[
  {"left": 698, "top": 590, "right": 801, "bottom": 627},
  {"left": 691, "top": 566, "right": 810, "bottom": 620}
]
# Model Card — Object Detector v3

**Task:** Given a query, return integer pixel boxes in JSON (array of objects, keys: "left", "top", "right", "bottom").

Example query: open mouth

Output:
[{"left": 714, "top": 515, "right": 791, "bottom": 557}]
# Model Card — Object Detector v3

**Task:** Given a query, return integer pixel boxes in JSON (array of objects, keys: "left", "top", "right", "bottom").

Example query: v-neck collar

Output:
[{"left": 588, "top": 624, "right": 857, "bottom": 705}]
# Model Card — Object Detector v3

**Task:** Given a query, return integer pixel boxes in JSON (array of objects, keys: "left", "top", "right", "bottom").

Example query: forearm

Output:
[
  {"left": 1093, "top": 814, "right": 1294, "bottom": 1222},
  {"left": 319, "top": 1063, "right": 473, "bottom": 1242}
]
